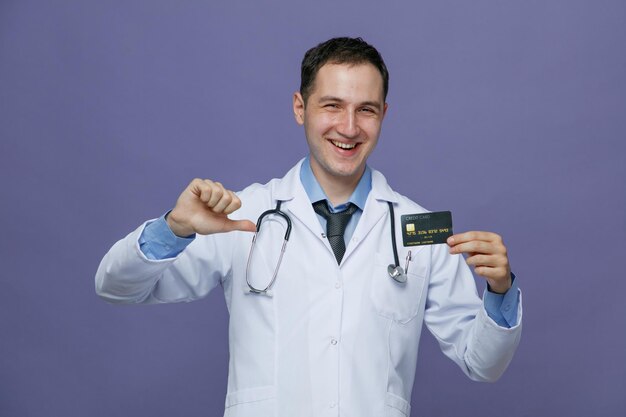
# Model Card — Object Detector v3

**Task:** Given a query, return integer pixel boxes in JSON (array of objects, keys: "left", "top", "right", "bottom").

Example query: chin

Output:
[
  {"left": 312, "top": 153, "right": 365, "bottom": 180},
  {"left": 328, "top": 164, "right": 362, "bottom": 179}
]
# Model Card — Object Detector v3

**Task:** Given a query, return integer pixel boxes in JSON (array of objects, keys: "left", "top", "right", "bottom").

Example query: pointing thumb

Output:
[{"left": 225, "top": 219, "right": 257, "bottom": 233}]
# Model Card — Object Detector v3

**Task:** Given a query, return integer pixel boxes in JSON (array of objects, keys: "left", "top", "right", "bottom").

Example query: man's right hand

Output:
[{"left": 166, "top": 178, "right": 256, "bottom": 237}]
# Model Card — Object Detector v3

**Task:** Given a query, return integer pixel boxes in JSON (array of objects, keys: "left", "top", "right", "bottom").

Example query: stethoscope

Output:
[
  {"left": 386, "top": 201, "right": 412, "bottom": 284},
  {"left": 245, "top": 200, "right": 410, "bottom": 295},
  {"left": 245, "top": 201, "right": 292, "bottom": 295}
]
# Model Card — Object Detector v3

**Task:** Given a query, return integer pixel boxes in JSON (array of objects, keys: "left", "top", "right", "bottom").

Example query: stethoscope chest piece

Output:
[{"left": 387, "top": 265, "right": 407, "bottom": 284}]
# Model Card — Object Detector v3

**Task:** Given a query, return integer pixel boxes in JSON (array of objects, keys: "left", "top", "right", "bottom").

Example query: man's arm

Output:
[
  {"left": 448, "top": 231, "right": 520, "bottom": 327},
  {"left": 95, "top": 179, "right": 255, "bottom": 304},
  {"left": 423, "top": 231, "right": 522, "bottom": 382}
]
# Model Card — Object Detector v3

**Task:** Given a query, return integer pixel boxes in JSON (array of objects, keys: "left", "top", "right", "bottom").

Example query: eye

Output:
[{"left": 359, "top": 107, "right": 376, "bottom": 114}]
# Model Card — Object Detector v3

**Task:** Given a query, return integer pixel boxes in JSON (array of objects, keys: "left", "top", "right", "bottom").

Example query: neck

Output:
[{"left": 311, "top": 164, "right": 364, "bottom": 207}]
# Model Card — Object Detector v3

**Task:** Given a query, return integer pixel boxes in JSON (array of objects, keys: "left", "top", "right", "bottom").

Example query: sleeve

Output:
[
  {"left": 423, "top": 245, "right": 522, "bottom": 382},
  {"left": 139, "top": 214, "right": 195, "bottom": 260},
  {"left": 483, "top": 273, "right": 520, "bottom": 328},
  {"left": 95, "top": 220, "right": 233, "bottom": 304}
]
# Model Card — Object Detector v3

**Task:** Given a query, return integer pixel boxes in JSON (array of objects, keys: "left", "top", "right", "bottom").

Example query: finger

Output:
[
  {"left": 449, "top": 240, "right": 496, "bottom": 255},
  {"left": 465, "top": 254, "right": 506, "bottom": 268},
  {"left": 474, "top": 266, "right": 513, "bottom": 294},
  {"left": 222, "top": 192, "right": 242, "bottom": 215},
  {"left": 212, "top": 190, "right": 234, "bottom": 213},
  {"left": 222, "top": 219, "right": 256, "bottom": 233},
  {"left": 188, "top": 178, "right": 203, "bottom": 192},
  {"left": 206, "top": 181, "right": 225, "bottom": 207},
  {"left": 473, "top": 265, "right": 509, "bottom": 281},
  {"left": 189, "top": 178, "right": 207, "bottom": 198},
  {"left": 447, "top": 231, "right": 502, "bottom": 246},
  {"left": 196, "top": 180, "right": 216, "bottom": 203}
]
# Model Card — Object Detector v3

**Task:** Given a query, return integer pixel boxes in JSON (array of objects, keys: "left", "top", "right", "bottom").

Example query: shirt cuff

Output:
[
  {"left": 483, "top": 273, "right": 520, "bottom": 328},
  {"left": 138, "top": 213, "right": 195, "bottom": 260}
]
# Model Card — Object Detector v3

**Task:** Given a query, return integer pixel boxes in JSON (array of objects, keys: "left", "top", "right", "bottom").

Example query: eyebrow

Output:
[{"left": 317, "top": 95, "right": 383, "bottom": 108}]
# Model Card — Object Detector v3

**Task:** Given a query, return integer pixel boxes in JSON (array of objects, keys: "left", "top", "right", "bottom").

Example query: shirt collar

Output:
[{"left": 299, "top": 155, "right": 372, "bottom": 212}]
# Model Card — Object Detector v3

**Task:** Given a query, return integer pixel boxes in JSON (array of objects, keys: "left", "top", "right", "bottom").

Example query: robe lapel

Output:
[
  {"left": 342, "top": 170, "right": 399, "bottom": 264},
  {"left": 273, "top": 159, "right": 325, "bottom": 239}
]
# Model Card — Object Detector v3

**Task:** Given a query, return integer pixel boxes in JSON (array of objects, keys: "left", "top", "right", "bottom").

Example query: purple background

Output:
[{"left": 1, "top": 0, "right": 625, "bottom": 416}]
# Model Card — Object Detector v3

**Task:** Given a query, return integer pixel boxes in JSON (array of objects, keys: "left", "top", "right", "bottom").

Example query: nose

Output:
[{"left": 336, "top": 111, "right": 360, "bottom": 138}]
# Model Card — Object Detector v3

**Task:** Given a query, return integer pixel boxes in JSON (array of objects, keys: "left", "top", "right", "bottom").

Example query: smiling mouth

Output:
[{"left": 330, "top": 140, "right": 357, "bottom": 150}]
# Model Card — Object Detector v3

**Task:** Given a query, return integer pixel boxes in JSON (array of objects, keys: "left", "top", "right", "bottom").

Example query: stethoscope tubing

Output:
[
  {"left": 246, "top": 200, "right": 407, "bottom": 294},
  {"left": 388, "top": 201, "right": 401, "bottom": 268},
  {"left": 246, "top": 201, "right": 292, "bottom": 294}
]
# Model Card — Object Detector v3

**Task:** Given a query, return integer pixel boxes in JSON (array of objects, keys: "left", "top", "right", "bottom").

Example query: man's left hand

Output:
[{"left": 447, "top": 231, "right": 512, "bottom": 294}]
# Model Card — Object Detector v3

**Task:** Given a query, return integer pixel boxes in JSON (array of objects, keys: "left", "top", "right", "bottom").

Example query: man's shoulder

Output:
[
  {"left": 370, "top": 168, "right": 430, "bottom": 214},
  {"left": 395, "top": 192, "right": 430, "bottom": 214}
]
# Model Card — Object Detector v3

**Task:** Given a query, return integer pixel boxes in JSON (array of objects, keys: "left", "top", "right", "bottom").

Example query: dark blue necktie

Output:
[{"left": 313, "top": 200, "right": 358, "bottom": 264}]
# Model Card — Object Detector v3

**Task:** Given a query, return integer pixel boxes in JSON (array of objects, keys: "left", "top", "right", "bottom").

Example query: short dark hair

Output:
[{"left": 299, "top": 37, "right": 389, "bottom": 104}]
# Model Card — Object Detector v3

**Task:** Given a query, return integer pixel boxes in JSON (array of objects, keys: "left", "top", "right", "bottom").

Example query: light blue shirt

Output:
[
  {"left": 299, "top": 155, "right": 371, "bottom": 245},
  {"left": 138, "top": 157, "right": 519, "bottom": 327}
]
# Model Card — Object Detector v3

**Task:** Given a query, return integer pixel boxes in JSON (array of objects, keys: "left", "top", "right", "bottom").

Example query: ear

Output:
[
  {"left": 293, "top": 92, "right": 305, "bottom": 125},
  {"left": 382, "top": 102, "right": 388, "bottom": 120}
]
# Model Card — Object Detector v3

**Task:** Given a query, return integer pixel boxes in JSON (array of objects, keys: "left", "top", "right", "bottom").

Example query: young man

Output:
[{"left": 96, "top": 37, "right": 521, "bottom": 417}]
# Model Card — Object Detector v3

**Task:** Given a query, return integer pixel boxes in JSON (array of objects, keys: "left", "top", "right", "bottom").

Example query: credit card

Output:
[{"left": 401, "top": 211, "right": 453, "bottom": 246}]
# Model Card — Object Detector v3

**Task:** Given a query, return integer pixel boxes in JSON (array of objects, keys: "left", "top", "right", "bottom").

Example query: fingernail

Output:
[{"left": 447, "top": 236, "right": 454, "bottom": 244}]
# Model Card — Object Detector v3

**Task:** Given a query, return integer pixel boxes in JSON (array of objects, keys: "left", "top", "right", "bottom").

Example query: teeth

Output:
[{"left": 331, "top": 140, "right": 356, "bottom": 150}]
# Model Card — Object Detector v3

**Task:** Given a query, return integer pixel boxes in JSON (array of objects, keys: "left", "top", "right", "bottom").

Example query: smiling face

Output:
[{"left": 293, "top": 63, "right": 387, "bottom": 193}]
